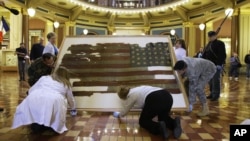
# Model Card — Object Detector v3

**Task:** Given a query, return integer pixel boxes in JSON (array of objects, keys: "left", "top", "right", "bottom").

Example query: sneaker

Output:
[
  {"left": 229, "top": 77, "right": 232, "bottom": 80},
  {"left": 173, "top": 117, "right": 182, "bottom": 139},
  {"left": 235, "top": 77, "right": 239, "bottom": 81},
  {"left": 158, "top": 121, "right": 169, "bottom": 139}
]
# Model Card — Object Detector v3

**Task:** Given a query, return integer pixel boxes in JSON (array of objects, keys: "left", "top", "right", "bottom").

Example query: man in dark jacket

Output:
[
  {"left": 30, "top": 37, "right": 44, "bottom": 62},
  {"left": 202, "top": 31, "right": 226, "bottom": 101}
]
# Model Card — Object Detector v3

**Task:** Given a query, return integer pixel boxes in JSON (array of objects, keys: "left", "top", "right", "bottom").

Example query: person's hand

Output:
[
  {"left": 70, "top": 109, "right": 77, "bottom": 116},
  {"left": 113, "top": 112, "right": 120, "bottom": 118}
]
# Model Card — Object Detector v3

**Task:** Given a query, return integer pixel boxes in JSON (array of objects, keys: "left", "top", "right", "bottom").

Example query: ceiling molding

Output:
[
  {"left": 70, "top": 6, "right": 84, "bottom": 21},
  {"left": 213, "top": 0, "right": 233, "bottom": 8},
  {"left": 172, "top": 7, "right": 188, "bottom": 21},
  {"left": 27, "top": 0, "right": 47, "bottom": 8}
]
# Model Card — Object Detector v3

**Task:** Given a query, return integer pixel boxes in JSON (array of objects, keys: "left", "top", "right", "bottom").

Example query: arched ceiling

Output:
[{"left": 3, "top": 0, "right": 250, "bottom": 29}]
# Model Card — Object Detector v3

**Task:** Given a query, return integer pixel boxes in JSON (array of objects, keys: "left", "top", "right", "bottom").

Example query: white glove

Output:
[
  {"left": 70, "top": 109, "right": 77, "bottom": 116},
  {"left": 113, "top": 112, "right": 120, "bottom": 118}
]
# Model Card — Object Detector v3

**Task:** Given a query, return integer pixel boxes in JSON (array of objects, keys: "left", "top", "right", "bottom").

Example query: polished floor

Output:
[{"left": 0, "top": 71, "right": 250, "bottom": 141}]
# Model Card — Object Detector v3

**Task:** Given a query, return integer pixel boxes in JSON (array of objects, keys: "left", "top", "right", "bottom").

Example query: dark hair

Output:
[
  {"left": 47, "top": 32, "right": 56, "bottom": 40},
  {"left": 173, "top": 60, "right": 187, "bottom": 70},
  {"left": 175, "top": 39, "right": 186, "bottom": 50},
  {"left": 208, "top": 31, "right": 217, "bottom": 37},
  {"left": 42, "top": 53, "right": 54, "bottom": 60}
]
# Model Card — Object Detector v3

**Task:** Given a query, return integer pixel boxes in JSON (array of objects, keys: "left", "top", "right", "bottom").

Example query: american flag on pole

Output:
[
  {"left": 0, "top": 16, "right": 10, "bottom": 42},
  {"left": 56, "top": 36, "right": 188, "bottom": 111}
]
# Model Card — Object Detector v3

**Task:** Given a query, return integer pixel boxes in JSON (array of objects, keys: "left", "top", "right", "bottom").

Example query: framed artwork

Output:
[{"left": 56, "top": 35, "right": 188, "bottom": 111}]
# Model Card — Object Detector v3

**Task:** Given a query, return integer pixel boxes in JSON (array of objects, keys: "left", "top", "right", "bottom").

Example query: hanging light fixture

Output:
[
  {"left": 225, "top": 8, "right": 234, "bottom": 17},
  {"left": 83, "top": 29, "right": 88, "bottom": 35},
  {"left": 199, "top": 23, "right": 205, "bottom": 30},
  {"left": 27, "top": 7, "right": 36, "bottom": 17},
  {"left": 53, "top": 21, "right": 60, "bottom": 28},
  {"left": 170, "top": 29, "right": 175, "bottom": 35}
]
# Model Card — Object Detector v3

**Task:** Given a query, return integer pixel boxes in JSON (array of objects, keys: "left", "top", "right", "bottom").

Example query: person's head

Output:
[
  {"left": 42, "top": 53, "right": 54, "bottom": 67},
  {"left": 52, "top": 66, "right": 71, "bottom": 88},
  {"left": 199, "top": 47, "right": 203, "bottom": 52},
  {"left": 233, "top": 52, "right": 238, "bottom": 57},
  {"left": 208, "top": 31, "right": 217, "bottom": 41},
  {"left": 175, "top": 39, "right": 186, "bottom": 49},
  {"left": 39, "top": 37, "right": 44, "bottom": 44},
  {"left": 20, "top": 42, "right": 25, "bottom": 48},
  {"left": 47, "top": 32, "right": 56, "bottom": 44},
  {"left": 173, "top": 60, "right": 187, "bottom": 75},
  {"left": 117, "top": 86, "right": 130, "bottom": 100}
]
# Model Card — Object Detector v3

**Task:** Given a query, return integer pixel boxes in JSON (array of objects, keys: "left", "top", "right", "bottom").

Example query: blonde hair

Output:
[
  {"left": 117, "top": 86, "right": 130, "bottom": 100},
  {"left": 52, "top": 66, "right": 71, "bottom": 88}
]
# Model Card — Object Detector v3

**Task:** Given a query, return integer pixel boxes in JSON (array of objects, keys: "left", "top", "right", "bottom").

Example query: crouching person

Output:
[
  {"left": 12, "top": 66, "right": 77, "bottom": 134},
  {"left": 113, "top": 85, "right": 182, "bottom": 139},
  {"left": 173, "top": 57, "right": 216, "bottom": 116}
]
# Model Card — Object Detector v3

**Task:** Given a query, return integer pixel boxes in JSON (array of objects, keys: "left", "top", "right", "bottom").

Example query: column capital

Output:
[
  {"left": 65, "top": 21, "right": 76, "bottom": 26},
  {"left": 182, "top": 22, "right": 194, "bottom": 27}
]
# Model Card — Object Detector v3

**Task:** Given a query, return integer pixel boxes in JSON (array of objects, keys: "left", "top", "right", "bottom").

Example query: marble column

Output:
[
  {"left": 183, "top": 22, "right": 196, "bottom": 56},
  {"left": 239, "top": 9, "right": 250, "bottom": 61},
  {"left": 9, "top": 10, "right": 22, "bottom": 50},
  {"left": 64, "top": 21, "right": 75, "bottom": 36},
  {"left": 22, "top": 14, "right": 29, "bottom": 51},
  {"left": 44, "top": 20, "right": 54, "bottom": 45},
  {"left": 231, "top": 10, "right": 239, "bottom": 54}
]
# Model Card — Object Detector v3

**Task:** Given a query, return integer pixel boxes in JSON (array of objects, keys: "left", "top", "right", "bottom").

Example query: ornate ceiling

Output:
[{"left": 2, "top": 0, "right": 250, "bottom": 29}]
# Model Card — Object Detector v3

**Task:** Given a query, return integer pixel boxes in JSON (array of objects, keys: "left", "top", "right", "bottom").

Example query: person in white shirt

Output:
[
  {"left": 174, "top": 39, "right": 187, "bottom": 61},
  {"left": 43, "top": 32, "right": 59, "bottom": 56},
  {"left": 12, "top": 66, "right": 76, "bottom": 134},
  {"left": 113, "top": 85, "right": 182, "bottom": 139}
]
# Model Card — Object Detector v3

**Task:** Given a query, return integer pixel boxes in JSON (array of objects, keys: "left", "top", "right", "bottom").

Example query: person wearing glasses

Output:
[{"left": 28, "top": 53, "right": 55, "bottom": 86}]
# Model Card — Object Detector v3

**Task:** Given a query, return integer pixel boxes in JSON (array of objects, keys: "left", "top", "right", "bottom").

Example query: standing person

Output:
[
  {"left": 244, "top": 50, "right": 250, "bottom": 80},
  {"left": 28, "top": 53, "right": 55, "bottom": 86},
  {"left": 16, "top": 43, "right": 28, "bottom": 81},
  {"left": 174, "top": 39, "right": 187, "bottom": 61},
  {"left": 12, "top": 66, "right": 77, "bottom": 134},
  {"left": 113, "top": 85, "right": 182, "bottom": 139},
  {"left": 43, "top": 32, "right": 59, "bottom": 56},
  {"left": 229, "top": 52, "right": 241, "bottom": 81},
  {"left": 194, "top": 47, "right": 203, "bottom": 58},
  {"left": 202, "top": 31, "right": 226, "bottom": 101},
  {"left": 173, "top": 57, "right": 216, "bottom": 116},
  {"left": 30, "top": 37, "right": 44, "bottom": 62}
]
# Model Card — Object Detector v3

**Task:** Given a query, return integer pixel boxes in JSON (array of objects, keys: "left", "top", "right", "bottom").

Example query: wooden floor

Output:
[{"left": 0, "top": 71, "right": 250, "bottom": 141}]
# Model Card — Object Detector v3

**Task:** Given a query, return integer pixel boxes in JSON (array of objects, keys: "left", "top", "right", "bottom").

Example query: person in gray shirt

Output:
[{"left": 174, "top": 57, "right": 216, "bottom": 116}]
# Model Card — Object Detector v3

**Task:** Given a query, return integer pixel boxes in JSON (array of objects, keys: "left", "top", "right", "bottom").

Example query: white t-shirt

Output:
[
  {"left": 119, "top": 85, "right": 162, "bottom": 117},
  {"left": 174, "top": 47, "right": 186, "bottom": 61}
]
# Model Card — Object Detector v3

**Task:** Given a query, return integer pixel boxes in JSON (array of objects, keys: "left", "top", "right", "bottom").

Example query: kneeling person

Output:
[{"left": 113, "top": 85, "right": 182, "bottom": 139}]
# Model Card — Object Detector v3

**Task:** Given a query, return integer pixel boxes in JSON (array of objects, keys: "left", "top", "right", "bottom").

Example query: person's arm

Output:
[
  {"left": 65, "top": 88, "right": 76, "bottom": 110},
  {"left": 30, "top": 45, "right": 35, "bottom": 61},
  {"left": 119, "top": 94, "right": 137, "bottom": 117},
  {"left": 245, "top": 55, "right": 248, "bottom": 64}
]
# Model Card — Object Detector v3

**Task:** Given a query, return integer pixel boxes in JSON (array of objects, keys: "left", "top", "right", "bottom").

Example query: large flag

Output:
[
  {"left": 61, "top": 43, "right": 180, "bottom": 96},
  {"left": 0, "top": 16, "right": 10, "bottom": 42},
  {"left": 57, "top": 40, "right": 188, "bottom": 110}
]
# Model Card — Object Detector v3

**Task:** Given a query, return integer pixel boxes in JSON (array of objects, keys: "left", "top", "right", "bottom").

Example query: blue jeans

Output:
[
  {"left": 209, "top": 67, "right": 221, "bottom": 99},
  {"left": 18, "top": 60, "right": 25, "bottom": 80},
  {"left": 246, "top": 64, "right": 250, "bottom": 78},
  {"left": 229, "top": 65, "right": 239, "bottom": 77}
]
